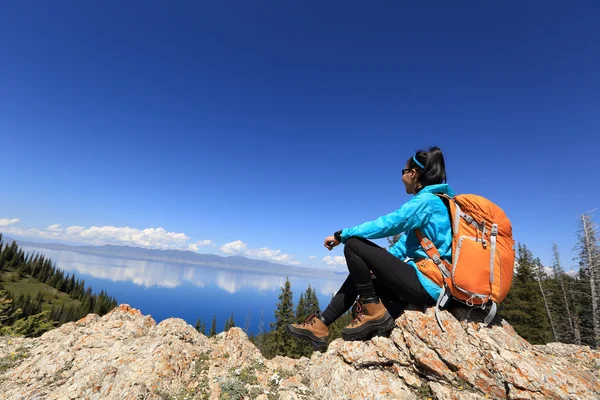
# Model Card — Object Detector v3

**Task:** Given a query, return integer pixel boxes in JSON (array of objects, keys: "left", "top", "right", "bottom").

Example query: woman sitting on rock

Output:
[{"left": 288, "top": 146, "right": 453, "bottom": 348}]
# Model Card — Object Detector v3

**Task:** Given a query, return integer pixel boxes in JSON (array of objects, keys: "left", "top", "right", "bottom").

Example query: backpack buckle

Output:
[{"left": 491, "top": 224, "right": 498, "bottom": 236}]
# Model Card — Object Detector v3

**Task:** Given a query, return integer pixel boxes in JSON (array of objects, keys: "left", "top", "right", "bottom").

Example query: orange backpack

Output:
[{"left": 415, "top": 193, "right": 515, "bottom": 330}]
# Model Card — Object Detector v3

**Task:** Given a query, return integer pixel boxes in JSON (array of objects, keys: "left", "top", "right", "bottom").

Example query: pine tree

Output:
[
  {"left": 269, "top": 277, "right": 296, "bottom": 358},
  {"left": 574, "top": 260, "right": 596, "bottom": 347},
  {"left": 569, "top": 275, "right": 587, "bottom": 346},
  {"left": 4, "top": 242, "right": 16, "bottom": 268},
  {"left": 501, "top": 243, "right": 553, "bottom": 344},
  {"left": 550, "top": 244, "right": 581, "bottom": 344},
  {"left": 0, "top": 289, "right": 14, "bottom": 325},
  {"left": 224, "top": 314, "right": 235, "bottom": 331},
  {"left": 292, "top": 290, "right": 309, "bottom": 358},
  {"left": 57, "top": 304, "right": 66, "bottom": 323},
  {"left": 576, "top": 212, "right": 600, "bottom": 347},
  {"left": 22, "top": 293, "right": 33, "bottom": 317},
  {"left": 255, "top": 308, "right": 265, "bottom": 354},
  {"left": 209, "top": 315, "right": 217, "bottom": 337},
  {"left": 9, "top": 311, "right": 56, "bottom": 337},
  {"left": 35, "top": 291, "right": 44, "bottom": 305},
  {"left": 66, "top": 274, "right": 75, "bottom": 295},
  {"left": 534, "top": 257, "right": 557, "bottom": 341},
  {"left": 292, "top": 285, "right": 322, "bottom": 358},
  {"left": 305, "top": 285, "right": 320, "bottom": 315},
  {"left": 295, "top": 292, "right": 307, "bottom": 323},
  {"left": 57, "top": 275, "right": 67, "bottom": 292}
]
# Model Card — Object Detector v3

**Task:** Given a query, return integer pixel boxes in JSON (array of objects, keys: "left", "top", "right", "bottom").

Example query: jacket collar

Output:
[{"left": 415, "top": 183, "right": 455, "bottom": 197}]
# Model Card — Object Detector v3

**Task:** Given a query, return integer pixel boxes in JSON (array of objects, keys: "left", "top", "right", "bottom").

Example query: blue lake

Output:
[{"left": 20, "top": 246, "right": 346, "bottom": 335}]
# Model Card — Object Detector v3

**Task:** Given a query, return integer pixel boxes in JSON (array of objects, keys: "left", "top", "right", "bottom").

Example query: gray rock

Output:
[{"left": 1, "top": 303, "right": 599, "bottom": 399}]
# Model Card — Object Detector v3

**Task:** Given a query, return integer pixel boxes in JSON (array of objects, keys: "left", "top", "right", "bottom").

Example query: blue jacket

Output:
[{"left": 339, "top": 183, "right": 455, "bottom": 300}]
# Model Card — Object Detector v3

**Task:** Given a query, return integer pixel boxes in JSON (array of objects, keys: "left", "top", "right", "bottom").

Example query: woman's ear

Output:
[
  {"left": 413, "top": 170, "right": 422, "bottom": 189},
  {"left": 412, "top": 169, "right": 419, "bottom": 182}
]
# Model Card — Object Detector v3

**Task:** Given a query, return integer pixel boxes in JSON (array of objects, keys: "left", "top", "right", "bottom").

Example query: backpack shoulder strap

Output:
[
  {"left": 414, "top": 194, "right": 453, "bottom": 276},
  {"left": 415, "top": 196, "right": 456, "bottom": 332},
  {"left": 414, "top": 228, "right": 452, "bottom": 279},
  {"left": 414, "top": 228, "right": 453, "bottom": 332}
]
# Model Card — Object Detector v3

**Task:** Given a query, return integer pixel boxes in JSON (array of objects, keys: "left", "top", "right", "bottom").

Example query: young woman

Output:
[{"left": 287, "top": 146, "right": 454, "bottom": 347}]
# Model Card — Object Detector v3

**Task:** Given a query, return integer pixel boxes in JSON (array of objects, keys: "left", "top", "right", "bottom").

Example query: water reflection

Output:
[{"left": 20, "top": 246, "right": 344, "bottom": 296}]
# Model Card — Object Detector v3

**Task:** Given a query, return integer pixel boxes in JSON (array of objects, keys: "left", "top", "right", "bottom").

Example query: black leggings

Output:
[{"left": 321, "top": 237, "right": 435, "bottom": 324}]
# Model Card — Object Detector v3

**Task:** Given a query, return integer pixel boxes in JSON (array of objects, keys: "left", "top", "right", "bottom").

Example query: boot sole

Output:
[
  {"left": 341, "top": 312, "right": 395, "bottom": 341},
  {"left": 286, "top": 324, "right": 328, "bottom": 350}
]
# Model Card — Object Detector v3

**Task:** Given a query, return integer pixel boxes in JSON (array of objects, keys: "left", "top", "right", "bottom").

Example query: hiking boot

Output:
[
  {"left": 287, "top": 312, "right": 329, "bottom": 349},
  {"left": 341, "top": 299, "right": 395, "bottom": 341}
]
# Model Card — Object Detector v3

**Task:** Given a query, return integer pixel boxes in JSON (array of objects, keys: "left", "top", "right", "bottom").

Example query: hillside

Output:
[
  {"left": 0, "top": 236, "right": 118, "bottom": 337},
  {"left": 0, "top": 269, "right": 82, "bottom": 313},
  {"left": 1, "top": 303, "right": 599, "bottom": 399}
]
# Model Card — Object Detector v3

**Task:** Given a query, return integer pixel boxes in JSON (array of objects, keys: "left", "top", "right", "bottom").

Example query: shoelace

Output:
[
  {"left": 349, "top": 301, "right": 367, "bottom": 327},
  {"left": 299, "top": 313, "right": 318, "bottom": 327}
]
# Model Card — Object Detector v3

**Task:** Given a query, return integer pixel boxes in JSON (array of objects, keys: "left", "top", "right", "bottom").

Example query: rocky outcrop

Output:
[{"left": 1, "top": 304, "right": 599, "bottom": 399}]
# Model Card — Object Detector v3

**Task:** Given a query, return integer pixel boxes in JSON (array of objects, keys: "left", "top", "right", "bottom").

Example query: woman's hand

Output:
[{"left": 324, "top": 235, "right": 340, "bottom": 251}]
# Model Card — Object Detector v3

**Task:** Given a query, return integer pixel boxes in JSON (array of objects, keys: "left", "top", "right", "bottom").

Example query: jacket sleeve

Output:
[
  {"left": 388, "top": 234, "right": 408, "bottom": 259},
  {"left": 340, "top": 195, "right": 433, "bottom": 243}
]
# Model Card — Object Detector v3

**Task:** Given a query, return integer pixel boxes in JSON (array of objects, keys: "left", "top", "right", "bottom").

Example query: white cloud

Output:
[
  {"left": 2, "top": 220, "right": 205, "bottom": 252},
  {"left": 1, "top": 226, "right": 51, "bottom": 239},
  {"left": 309, "top": 255, "right": 316, "bottom": 259},
  {"left": 47, "top": 224, "right": 63, "bottom": 232},
  {"left": 323, "top": 256, "right": 346, "bottom": 266},
  {"left": 220, "top": 240, "right": 301, "bottom": 265},
  {"left": 75, "top": 226, "right": 190, "bottom": 249},
  {"left": 246, "top": 246, "right": 300, "bottom": 265},
  {"left": 0, "top": 218, "right": 20, "bottom": 227},
  {"left": 3, "top": 218, "right": 302, "bottom": 266},
  {"left": 66, "top": 226, "right": 85, "bottom": 235},
  {"left": 187, "top": 240, "right": 216, "bottom": 252},
  {"left": 220, "top": 240, "right": 248, "bottom": 254},
  {"left": 247, "top": 247, "right": 294, "bottom": 263},
  {"left": 323, "top": 256, "right": 346, "bottom": 270}
]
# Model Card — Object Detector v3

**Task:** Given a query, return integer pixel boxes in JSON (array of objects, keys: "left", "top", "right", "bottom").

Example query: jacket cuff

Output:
[{"left": 334, "top": 230, "right": 343, "bottom": 243}]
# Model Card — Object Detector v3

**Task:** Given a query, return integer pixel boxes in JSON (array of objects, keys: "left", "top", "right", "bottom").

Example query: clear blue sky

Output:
[{"left": 1, "top": 1, "right": 598, "bottom": 271}]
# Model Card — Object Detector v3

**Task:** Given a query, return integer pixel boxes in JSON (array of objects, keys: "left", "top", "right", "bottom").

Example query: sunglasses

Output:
[{"left": 402, "top": 168, "right": 412, "bottom": 175}]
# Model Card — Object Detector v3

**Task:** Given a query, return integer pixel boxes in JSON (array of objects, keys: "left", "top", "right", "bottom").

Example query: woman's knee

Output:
[
  {"left": 343, "top": 237, "right": 361, "bottom": 255},
  {"left": 344, "top": 237, "right": 379, "bottom": 260}
]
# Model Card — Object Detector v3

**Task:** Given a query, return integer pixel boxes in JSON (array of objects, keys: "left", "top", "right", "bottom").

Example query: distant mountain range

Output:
[{"left": 2, "top": 235, "right": 343, "bottom": 278}]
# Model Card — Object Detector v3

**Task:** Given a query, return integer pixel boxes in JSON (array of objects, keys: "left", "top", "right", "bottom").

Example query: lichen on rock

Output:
[{"left": 0, "top": 303, "right": 599, "bottom": 399}]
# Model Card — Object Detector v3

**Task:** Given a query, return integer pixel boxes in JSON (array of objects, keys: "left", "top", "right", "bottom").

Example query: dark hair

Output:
[{"left": 407, "top": 146, "right": 447, "bottom": 188}]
